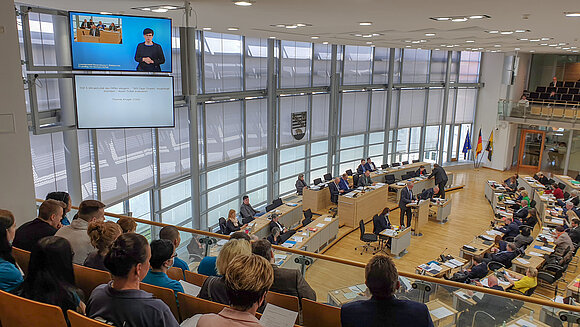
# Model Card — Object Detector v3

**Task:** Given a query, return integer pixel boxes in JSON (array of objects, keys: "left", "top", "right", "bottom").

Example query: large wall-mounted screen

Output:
[
  {"left": 74, "top": 75, "right": 174, "bottom": 129},
  {"left": 69, "top": 12, "right": 172, "bottom": 72}
]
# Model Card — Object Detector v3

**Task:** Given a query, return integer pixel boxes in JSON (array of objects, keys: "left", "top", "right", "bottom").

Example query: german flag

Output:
[{"left": 475, "top": 129, "right": 483, "bottom": 157}]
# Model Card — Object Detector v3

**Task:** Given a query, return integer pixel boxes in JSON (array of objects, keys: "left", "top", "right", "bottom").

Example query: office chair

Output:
[
  {"left": 487, "top": 261, "right": 504, "bottom": 272},
  {"left": 391, "top": 162, "right": 400, "bottom": 167},
  {"left": 303, "top": 209, "right": 313, "bottom": 222},
  {"left": 313, "top": 178, "right": 322, "bottom": 185},
  {"left": 218, "top": 218, "right": 227, "bottom": 235},
  {"left": 402, "top": 161, "right": 409, "bottom": 165},
  {"left": 273, "top": 198, "right": 283, "bottom": 207},
  {"left": 381, "top": 164, "right": 389, "bottom": 169},
  {"left": 353, "top": 174, "right": 359, "bottom": 187},
  {"left": 385, "top": 174, "right": 395, "bottom": 184},
  {"left": 576, "top": 174, "right": 580, "bottom": 182},
  {"left": 401, "top": 174, "right": 410, "bottom": 181},
  {"left": 265, "top": 203, "right": 276, "bottom": 212},
  {"left": 412, "top": 159, "right": 420, "bottom": 163},
  {"left": 346, "top": 169, "right": 353, "bottom": 176},
  {"left": 323, "top": 173, "right": 332, "bottom": 181},
  {"left": 355, "top": 220, "right": 378, "bottom": 255}
]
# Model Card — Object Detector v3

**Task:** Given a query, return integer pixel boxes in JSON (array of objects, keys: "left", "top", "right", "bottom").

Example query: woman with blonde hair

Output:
[
  {"left": 84, "top": 221, "right": 122, "bottom": 271},
  {"left": 199, "top": 238, "right": 251, "bottom": 305},
  {"left": 225, "top": 209, "right": 247, "bottom": 234}
]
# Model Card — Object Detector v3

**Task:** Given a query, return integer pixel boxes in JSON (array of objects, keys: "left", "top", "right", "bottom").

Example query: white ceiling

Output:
[{"left": 18, "top": 0, "right": 580, "bottom": 53}]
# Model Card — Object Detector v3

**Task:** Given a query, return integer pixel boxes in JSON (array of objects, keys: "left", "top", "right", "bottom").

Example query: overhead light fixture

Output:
[
  {"left": 563, "top": 47, "right": 571, "bottom": 50},
  {"left": 151, "top": 8, "right": 168, "bottom": 13},
  {"left": 452, "top": 18, "right": 468, "bottom": 22},
  {"left": 405, "top": 45, "right": 411, "bottom": 48},
  {"left": 435, "top": 48, "right": 440, "bottom": 50},
  {"left": 362, "top": 34, "right": 373, "bottom": 38},
  {"left": 564, "top": 12, "right": 580, "bottom": 17},
  {"left": 469, "top": 15, "right": 484, "bottom": 19},
  {"left": 202, "top": 27, "right": 212, "bottom": 31},
  {"left": 540, "top": 43, "right": 548, "bottom": 46},
  {"left": 541, "top": 37, "right": 551, "bottom": 41},
  {"left": 488, "top": 30, "right": 499, "bottom": 34},
  {"left": 404, "top": 40, "right": 412, "bottom": 43},
  {"left": 519, "top": 38, "right": 529, "bottom": 41},
  {"left": 359, "top": 22, "right": 372, "bottom": 26},
  {"left": 530, "top": 39, "right": 540, "bottom": 42},
  {"left": 286, "top": 25, "right": 298, "bottom": 29},
  {"left": 559, "top": 42, "right": 567, "bottom": 45},
  {"left": 233, "top": 0, "right": 254, "bottom": 6},
  {"left": 269, "top": 36, "right": 276, "bottom": 39},
  {"left": 322, "top": 41, "right": 329, "bottom": 45},
  {"left": 515, "top": 30, "right": 526, "bottom": 33},
  {"left": 132, "top": 5, "right": 184, "bottom": 11},
  {"left": 465, "top": 40, "right": 475, "bottom": 43},
  {"left": 549, "top": 44, "right": 558, "bottom": 46},
  {"left": 500, "top": 31, "right": 513, "bottom": 35},
  {"left": 275, "top": 24, "right": 285, "bottom": 28},
  {"left": 571, "top": 46, "right": 577, "bottom": 49},
  {"left": 530, "top": 50, "right": 535, "bottom": 52},
  {"left": 431, "top": 15, "right": 490, "bottom": 22},
  {"left": 162, "top": 6, "right": 178, "bottom": 9},
  {"left": 311, "top": 36, "right": 320, "bottom": 39},
  {"left": 412, "top": 40, "right": 421, "bottom": 44},
  {"left": 141, "top": 7, "right": 151, "bottom": 11},
  {"left": 494, "top": 44, "right": 501, "bottom": 47},
  {"left": 296, "top": 23, "right": 307, "bottom": 27},
  {"left": 270, "top": 23, "right": 312, "bottom": 29},
  {"left": 366, "top": 41, "right": 373, "bottom": 44},
  {"left": 435, "top": 17, "right": 451, "bottom": 21},
  {"left": 227, "top": 27, "right": 239, "bottom": 31},
  {"left": 425, "top": 33, "right": 436, "bottom": 36},
  {"left": 515, "top": 47, "right": 520, "bottom": 50},
  {"left": 100, "top": 11, "right": 112, "bottom": 15}
]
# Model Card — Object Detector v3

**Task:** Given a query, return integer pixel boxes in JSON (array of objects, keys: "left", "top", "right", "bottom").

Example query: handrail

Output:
[{"left": 35, "top": 199, "right": 580, "bottom": 312}]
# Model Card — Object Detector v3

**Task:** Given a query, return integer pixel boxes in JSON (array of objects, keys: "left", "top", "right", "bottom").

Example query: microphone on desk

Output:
[{"left": 438, "top": 247, "right": 448, "bottom": 262}]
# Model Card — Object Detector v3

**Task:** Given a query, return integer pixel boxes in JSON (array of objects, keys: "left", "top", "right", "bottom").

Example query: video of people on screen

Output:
[{"left": 73, "top": 15, "right": 122, "bottom": 44}]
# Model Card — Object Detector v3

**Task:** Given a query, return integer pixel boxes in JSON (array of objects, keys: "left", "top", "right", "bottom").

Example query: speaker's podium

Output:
[{"left": 408, "top": 200, "right": 429, "bottom": 236}]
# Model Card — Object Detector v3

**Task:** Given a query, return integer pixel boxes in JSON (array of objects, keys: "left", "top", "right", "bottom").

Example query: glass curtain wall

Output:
[{"left": 22, "top": 10, "right": 481, "bottom": 229}]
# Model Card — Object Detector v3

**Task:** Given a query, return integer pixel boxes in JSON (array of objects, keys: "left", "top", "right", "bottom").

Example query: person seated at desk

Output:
[
  {"left": 252, "top": 240, "right": 316, "bottom": 302},
  {"left": 240, "top": 195, "right": 261, "bottom": 224},
  {"left": 553, "top": 183, "right": 565, "bottom": 200},
  {"left": 533, "top": 172, "right": 549, "bottom": 185},
  {"left": 197, "top": 232, "right": 250, "bottom": 277},
  {"left": 295, "top": 173, "right": 308, "bottom": 195},
  {"left": 399, "top": 181, "right": 415, "bottom": 228},
  {"left": 96, "top": 21, "right": 105, "bottom": 30},
  {"left": 514, "top": 227, "right": 533, "bottom": 249},
  {"left": 467, "top": 255, "right": 488, "bottom": 280},
  {"left": 269, "top": 214, "right": 294, "bottom": 243},
  {"left": 108, "top": 23, "right": 118, "bottom": 31},
  {"left": 516, "top": 190, "right": 530, "bottom": 206},
  {"left": 225, "top": 209, "right": 247, "bottom": 235},
  {"left": 358, "top": 170, "right": 375, "bottom": 188},
  {"left": 416, "top": 165, "right": 428, "bottom": 177},
  {"left": 340, "top": 254, "right": 434, "bottom": 327},
  {"left": 567, "top": 218, "right": 580, "bottom": 244},
  {"left": 142, "top": 239, "right": 184, "bottom": 297},
  {"left": 457, "top": 275, "right": 516, "bottom": 327},
  {"left": 267, "top": 227, "right": 280, "bottom": 245},
  {"left": 506, "top": 267, "right": 537, "bottom": 294},
  {"left": 80, "top": 19, "right": 90, "bottom": 29},
  {"left": 373, "top": 208, "right": 391, "bottom": 235},
  {"left": 482, "top": 242, "right": 518, "bottom": 268},
  {"left": 554, "top": 226, "right": 574, "bottom": 257},
  {"left": 89, "top": 25, "right": 100, "bottom": 37},
  {"left": 339, "top": 173, "right": 352, "bottom": 194},
  {"left": 503, "top": 175, "right": 518, "bottom": 192},
  {"left": 364, "top": 157, "right": 377, "bottom": 172},
  {"left": 513, "top": 200, "right": 529, "bottom": 220},
  {"left": 356, "top": 159, "right": 367, "bottom": 175},
  {"left": 522, "top": 208, "right": 538, "bottom": 228},
  {"left": 495, "top": 217, "right": 519, "bottom": 239},
  {"left": 418, "top": 186, "right": 439, "bottom": 201},
  {"left": 329, "top": 177, "right": 341, "bottom": 204}
]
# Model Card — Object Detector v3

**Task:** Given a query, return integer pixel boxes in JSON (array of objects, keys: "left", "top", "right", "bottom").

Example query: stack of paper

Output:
[
  {"left": 429, "top": 307, "right": 454, "bottom": 319},
  {"left": 259, "top": 304, "right": 298, "bottom": 327},
  {"left": 516, "top": 258, "right": 530, "bottom": 265}
]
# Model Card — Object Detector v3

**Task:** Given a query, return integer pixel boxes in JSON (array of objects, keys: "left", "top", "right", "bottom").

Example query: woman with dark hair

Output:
[
  {"left": 86, "top": 233, "right": 179, "bottom": 327},
  {"left": 14, "top": 236, "right": 85, "bottom": 314},
  {"left": 0, "top": 209, "right": 23, "bottom": 291},
  {"left": 46, "top": 191, "right": 72, "bottom": 226}
]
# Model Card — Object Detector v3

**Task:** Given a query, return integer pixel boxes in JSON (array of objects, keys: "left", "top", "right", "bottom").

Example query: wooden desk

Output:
[
  {"left": 535, "top": 190, "right": 556, "bottom": 222},
  {"left": 518, "top": 175, "right": 546, "bottom": 202},
  {"left": 511, "top": 240, "right": 552, "bottom": 274},
  {"left": 460, "top": 237, "right": 495, "bottom": 260},
  {"left": 426, "top": 299, "right": 458, "bottom": 327},
  {"left": 410, "top": 200, "right": 430, "bottom": 236},
  {"left": 451, "top": 290, "right": 477, "bottom": 312},
  {"left": 484, "top": 180, "right": 507, "bottom": 204},
  {"left": 379, "top": 227, "right": 411, "bottom": 258},
  {"left": 554, "top": 174, "right": 580, "bottom": 193},
  {"left": 481, "top": 269, "right": 525, "bottom": 290},
  {"left": 416, "top": 256, "right": 468, "bottom": 278},
  {"left": 566, "top": 274, "right": 580, "bottom": 299},
  {"left": 391, "top": 177, "right": 435, "bottom": 203},
  {"left": 369, "top": 161, "right": 430, "bottom": 183},
  {"left": 430, "top": 198, "right": 452, "bottom": 223},
  {"left": 338, "top": 184, "right": 388, "bottom": 228},
  {"left": 248, "top": 203, "right": 303, "bottom": 239},
  {"left": 327, "top": 284, "right": 368, "bottom": 307},
  {"left": 99, "top": 30, "right": 122, "bottom": 44},
  {"left": 302, "top": 187, "right": 331, "bottom": 212}
]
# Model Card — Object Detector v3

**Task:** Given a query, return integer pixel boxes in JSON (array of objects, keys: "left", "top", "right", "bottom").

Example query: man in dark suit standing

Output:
[
  {"left": 357, "top": 159, "right": 367, "bottom": 175},
  {"left": 399, "top": 181, "right": 414, "bottom": 228},
  {"left": 428, "top": 164, "right": 448, "bottom": 198},
  {"left": 341, "top": 254, "right": 434, "bottom": 327},
  {"left": 252, "top": 240, "right": 316, "bottom": 302},
  {"left": 329, "top": 177, "right": 341, "bottom": 204}
]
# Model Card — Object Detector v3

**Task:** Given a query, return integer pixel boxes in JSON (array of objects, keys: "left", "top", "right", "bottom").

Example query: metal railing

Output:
[{"left": 499, "top": 99, "right": 580, "bottom": 123}]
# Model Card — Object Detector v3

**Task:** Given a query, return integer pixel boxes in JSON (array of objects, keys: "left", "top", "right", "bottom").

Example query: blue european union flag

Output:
[{"left": 462, "top": 130, "right": 472, "bottom": 160}]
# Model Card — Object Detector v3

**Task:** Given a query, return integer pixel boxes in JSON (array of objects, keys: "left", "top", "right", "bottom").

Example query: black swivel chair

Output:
[
  {"left": 353, "top": 174, "right": 359, "bottom": 187},
  {"left": 487, "top": 261, "right": 505, "bottom": 272},
  {"left": 402, "top": 161, "right": 409, "bottom": 165},
  {"left": 401, "top": 174, "right": 410, "bottom": 181},
  {"left": 381, "top": 164, "right": 389, "bottom": 169},
  {"left": 576, "top": 174, "right": 580, "bottom": 182},
  {"left": 324, "top": 173, "right": 333, "bottom": 181},
  {"left": 346, "top": 169, "right": 353, "bottom": 176},
  {"left": 313, "top": 178, "right": 322, "bottom": 185},
  {"left": 412, "top": 159, "right": 420, "bottom": 163},
  {"left": 218, "top": 217, "right": 227, "bottom": 235},
  {"left": 273, "top": 198, "right": 283, "bottom": 207},
  {"left": 355, "top": 220, "right": 378, "bottom": 254},
  {"left": 385, "top": 174, "right": 395, "bottom": 184},
  {"left": 391, "top": 162, "right": 401, "bottom": 167},
  {"left": 302, "top": 209, "right": 313, "bottom": 226}
]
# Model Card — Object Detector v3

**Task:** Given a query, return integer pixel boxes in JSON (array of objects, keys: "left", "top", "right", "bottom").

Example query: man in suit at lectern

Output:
[{"left": 399, "top": 181, "right": 414, "bottom": 228}]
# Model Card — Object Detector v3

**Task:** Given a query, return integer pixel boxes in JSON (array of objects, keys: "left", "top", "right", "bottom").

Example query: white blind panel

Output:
[
  {"left": 340, "top": 92, "right": 369, "bottom": 135},
  {"left": 205, "top": 101, "right": 243, "bottom": 166},
  {"left": 203, "top": 32, "right": 243, "bottom": 93},
  {"left": 455, "top": 88, "right": 477, "bottom": 124},
  {"left": 279, "top": 95, "right": 309, "bottom": 146},
  {"left": 401, "top": 49, "right": 429, "bottom": 83},
  {"left": 429, "top": 51, "right": 447, "bottom": 83},
  {"left": 246, "top": 98, "right": 268, "bottom": 154},
  {"left": 30, "top": 131, "right": 68, "bottom": 199},
  {"left": 245, "top": 37, "right": 268, "bottom": 90},
  {"left": 159, "top": 107, "right": 190, "bottom": 183},
  {"left": 313, "top": 43, "right": 332, "bottom": 86},
  {"left": 370, "top": 91, "right": 387, "bottom": 131},
  {"left": 280, "top": 41, "right": 312, "bottom": 88},
  {"left": 390, "top": 90, "right": 399, "bottom": 129},
  {"left": 311, "top": 94, "right": 330, "bottom": 140},
  {"left": 459, "top": 51, "right": 481, "bottom": 83},
  {"left": 77, "top": 130, "right": 95, "bottom": 200},
  {"left": 446, "top": 88, "right": 457, "bottom": 124},
  {"left": 426, "top": 88, "right": 444, "bottom": 125},
  {"left": 373, "top": 47, "right": 390, "bottom": 84},
  {"left": 343, "top": 46, "right": 372, "bottom": 85},
  {"left": 398, "top": 90, "right": 426, "bottom": 128}
]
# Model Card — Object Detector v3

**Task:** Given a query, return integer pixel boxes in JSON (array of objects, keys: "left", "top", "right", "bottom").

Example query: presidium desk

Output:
[{"left": 338, "top": 184, "right": 389, "bottom": 228}]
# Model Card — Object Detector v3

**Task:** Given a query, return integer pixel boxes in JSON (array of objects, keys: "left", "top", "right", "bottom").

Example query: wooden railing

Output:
[{"left": 36, "top": 199, "right": 580, "bottom": 312}]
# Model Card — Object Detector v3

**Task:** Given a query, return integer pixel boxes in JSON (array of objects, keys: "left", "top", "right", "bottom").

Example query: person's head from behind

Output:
[
  {"left": 230, "top": 231, "right": 251, "bottom": 241},
  {"left": 365, "top": 255, "right": 399, "bottom": 299},
  {"left": 269, "top": 227, "right": 280, "bottom": 240},
  {"left": 38, "top": 199, "right": 65, "bottom": 228},
  {"left": 566, "top": 202, "right": 574, "bottom": 210},
  {"left": 46, "top": 192, "right": 71, "bottom": 214},
  {"left": 88, "top": 221, "right": 122, "bottom": 256},
  {"left": 572, "top": 218, "right": 580, "bottom": 228},
  {"left": 487, "top": 275, "right": 499, "bottom": 288},
  {"left": 528, "top": 208, "right": 538, "bottom": 218},
  {"left": 520, "top": 227, "right": 531, "bottom": 237},
  {"left": 117, "top": 217, "right": 137, "bottom": 233},
  {"left": 472, "top": 255, "right": 483, "bottom": 265},
  {"left": 78, "top": 200, "right": 106, "bottom": 224},
  {"left": 555, "top": 226, "right": 565, "bottom": 234},
  {"left": 143, "top": 28, "right": 154, "bottom": 43},
  {"left": 526, "top": 267, "right": 538, "bottom": 278},
  {"left": 252, "top": 239, "right": 273, "bottom": 263},
  {"left": 0, "top": 209, "right": 16, "bottom": 264},
  {"left": 159, "top": 225, "right": 181, "bottom": 248},
  {"left": 104, "top": 233, "right": 150, "bottom": 282},
  {"left": 521, "top": 199, "right": 528, "bottom": 207},
  {"left": 216, "top": 239, "right": 251, "bottom": 275},
  {"left": 24, "top": 236, "right": 76, "bottom": 305},
  {"left": 228, "top": 209, "right": 237, "bottom": 222},
  {"left": 505, "top": 217, "right": 513, "bottom": 224},
  {"left": 242, "top": 195, "right": 250, "bottom": 205},
  {"left": 506, "top": 242, "right": 517, "bottom": 252},
  {"left": 149, "top": 239, "right": 175, "bottom": 271},
  {"left": 433, "top": 163, "right": 440, "bottom": 168},
  {"left": 433, "top": 185, "right": 440, "bottom": 194},
  {"left": 225, "top": 254, "right": 273, "bottom": 312}
]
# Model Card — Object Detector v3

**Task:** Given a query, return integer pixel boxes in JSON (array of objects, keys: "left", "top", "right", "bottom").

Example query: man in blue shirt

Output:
[
  {"left": 357, "top": 159, "right": 367, "bottom": 175},
  {"left": 339, "top": 173, "right": 352, "bottom": 194},
  {"left": 159, "top": 226, "right": 189, "bottom": 274},
  {"left": 341, "top": 254, "right": 434, "bottom": 327},
  {"left": 143, "top": 239, "right": 184, "bottom": 297}
]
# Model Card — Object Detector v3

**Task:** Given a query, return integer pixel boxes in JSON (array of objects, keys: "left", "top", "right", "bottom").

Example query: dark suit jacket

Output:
[
  {"left": 489, "top": 250, "right": 517, "bottom": 267},
  {"left": 357, "top": 164, "right": 366, "bottom": 175},
  {"left": 513, "top": 207, "right": 528, "bottom": 220},
  {"left": 358, "top": 175, "right": 372, "bottom": 187},
  {"left": 419, "top": 188, "right": 435, "bottom": 200},
  {"left": 416, "top": 168, "right": 427, "bottom": 176},
  {"left": 341, "top": 296, "right": 434, "bottom": 327},
  {"left": 329, "top": 182, "right": 340, "bottom": 204},
  {"left": 295, "top": 179, "right": 308, "bottom": 195},
  {"left": 428, "top": 166, "right": 448, "bottom": 185},
  {"left": 270, "top": 265, "right": 316, "bottom": 301},
  {"left": 89, "top": 28, "right": 100, "bottom": 37},
  {"left": 269, "top": 220, "right": 285, "bottom": 233},
  {"left": 364, "top": 163, "right": 376, "bottom": 172},
  {"left": 399, "top": 187, "right": 414, "bottom": 209},
  {"left": 467, "top": 262, "right": 488, "bottom": 280},
  {"left": 373, "top": 214, "right": 390, "bottom": 234},
  {"left": 522, "top": 215, "right": 538, "bottom": 228},
  {"left": 498, "top": 222, "right": 519, "bottom": 238},
  {"left": 568, "top": 226, "right": 580, "bottom": 244},
  {"left": 338, "top": 178, "right": 351, "bottom": 193},
  {"left": 13, "top": 218, "right": 57, "bottom": 252},
  {"left": 225, "top": 220, "right": 241, "bottom": 234}
]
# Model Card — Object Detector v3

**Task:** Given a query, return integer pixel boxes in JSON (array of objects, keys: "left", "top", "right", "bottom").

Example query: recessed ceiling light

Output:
[
  {"left": 227, "top": 27, "right": 239, "bottom": 31},
  {"left": 571, "top": 47, "right": 577, "bottom": 49},
  {"left": 563, "top": 47, "right": 571, "bottom": 50},
  {"left": 286, "top": 25, "right": 298, "bottom": 29},
  {"left": 500, "top": 31, "right": 513, "bottom": 35},
  {"left": 519, "top": 38, "right": 528, "bottom": 41},
  {"left": 557, "top": 47, "right": 562, "bottom": 49},
  {"left": 296, "top": 23, "right": 307, "bottom": 27},
  {"left": 366, "top": 41, "right": 373, "bottom": 44},
  {"left": 530, "top": 39, "right": 540, "bottom": 42},
  {"left": 565, "top": 12, "right": 580, "bottom": 17},
  {"left": 515, "top": 47, "right": 520, "bottom": 50},
  {"left": 412, "top": 40, "right": 420, "bottom": 44},
  {"left": 151, "top": 8, "right": 168, "bottom": 12},
  {"left": 162, "top": 6, "right": 178, "bottom": 9},
  {"left": 269, "top": 36, "right": 276, "bottom": 39},
  {"left": 549, "top": 44, "right": 558, "bottom": 47},
  {"left": 372, "top": 33, "right": 380, "bottom": 37},
  {"left": 141, "top": 8, "right": 151, "bottom": 11},
  {"left": 469, "top": 15, "right": 484, "bottom": 19},
  {"left": 435, "top": 17, "right": 451, "bottom": 21},
  {"left": 435, "top": 48, "right": 440, "bottom": 50},
  {"left": 233, "top": 0, "right": 254, "bottom": 6},
  {"left": 425, "top": 33, "right": 436, "bottom": 36},
  {"left": 559, "top": 43, "right": 566, "bottom": 45},
  {"left": 275, "top": 24, "right": 285, "bottom": 28},
  {"left": 405, "top": 45, "right": 411, "bottom": 48},
  {"left": 322, "top": 41, "right": 329, "bottom": 44},
  {"left": 540, "top": 43, "right": 548, "bottom": 46},
  {"left": 354, "top": 34, "right": 362, "bottom": 37},
  {"left": 446, "top": 45, "right": 453, "bottom": 48},
  {"left": 451, "top": 18, "right": 468, "bottom": 22},
  {"left": 494, "top": 44, "right": 501, "bottom": 47},
  {"left": 540, "top": 37, "right": 551, "bottom": 41},
  {"left": 530, "top": 50, "right": 535, "bottom": 52},
  {"left": 100, "top": 11, "right": 112, "bottom": 15},
  {"left": 311, "top": 36, "right": 319, "bottom": 39},
  {"left": 359, "top": 22, "right": 373, "bottom": 26},
  {"left": 202, "top": 27, "right": 212, "bottom": 31},
  {"left": 515, "top": 30, "right": 526, "bottom": 33},
  {"left": 465, "top": 40, "right": 475, "bottom": 43},
  {"left": 362, "top": 34, "right": 373, "bottom": 38}
]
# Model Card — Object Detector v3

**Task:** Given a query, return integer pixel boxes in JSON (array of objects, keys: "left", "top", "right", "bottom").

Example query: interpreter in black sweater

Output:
[{"left": 134, "top": 28, "right": 165, "bottom": 72}]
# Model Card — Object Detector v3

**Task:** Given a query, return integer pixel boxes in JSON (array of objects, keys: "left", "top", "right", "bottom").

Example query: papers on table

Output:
[
  {"left": 285, "top": 202, "right": 298, "bottom": 207},
  {"left": 315, "top": 223, "right": 325, "bottom": 228},
  {"left": 429, "top": 306, "right": 454, "bottom": 319},
  {"left": 419, "top": 262, "right": 442, "bottom": 274},
  {"left": 281, "top": 240, "right": 297, "bottom": 248},
  {"left": 480, "top": 278, "right": 489, "bottom": 287},
  {"left": 516, "top": 258, "right": 530, "bottom": 265},
  {"left": 486, "top": 230, "right": 503, "bottom": 236},
  {"left": 274, "top": 254, "right": 287, "bottom": 261},
  {"left": 555, "top": 295, "right": 565, "bottom": 303},
  {"left": 179, "top": 280, "right": 201, "bottom": 297},
  {"left": 259, "top": 304, "right": 298, "bottom": 327},
  {"left": 515, "top": 318, "right": 537, "bottom": 327},
  {"left": 349, "top": 286, "right": 361, "bottom": 293},
  {"left": 528, "top": 251, "right": 543, "bottom": 257},
  {"left": 533, "top": 245, "right": 555, "bottom": 253},
  {"left": 324, "top": 218, "right": 332, "bottom": 222},
  {"left": 480, "top": 235, "right": 494, "bottom": 241},
  {"left": 343, "top": 292, "right": 357, "bottom": 299},
  {"left": 455, "top": 291, "right": 471, "bottom": 299},
  {"left": 399, "top": 276, "right": 412, "bottom": 291},
  {"left": 396, "top": 182, "right": 406, "bottom": 186},
  {"left": 443, "top": 259, "right": 464, "bottom": 269},
  {"left": 292, "top": 236, "right": 303, "bottom": 243},
  {"left": 381, "top": 229, "right": 396, "bottom": 237},
  {"left": 356, "top": 284, "right": 367, "bottom": 293},
  {"left": 301, "top": 232, "right": 308, "bottom": 236}
]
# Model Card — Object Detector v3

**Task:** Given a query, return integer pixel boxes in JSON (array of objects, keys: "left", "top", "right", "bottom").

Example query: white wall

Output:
[
  {"left": 0, "top": 2, "right": 37, "bottom": 225},
  {"left": 511, "top": 53, "right": 531, "bottom": 102}
]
